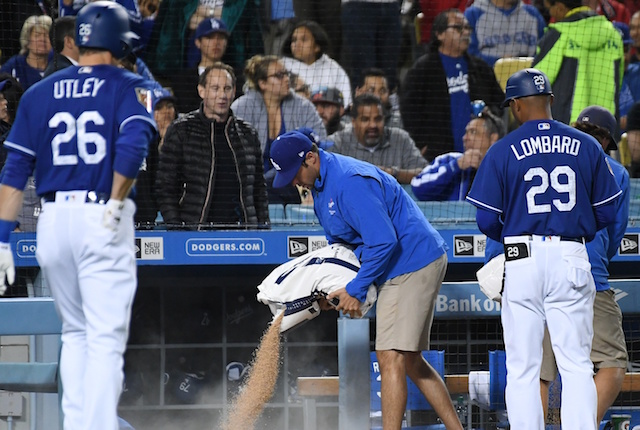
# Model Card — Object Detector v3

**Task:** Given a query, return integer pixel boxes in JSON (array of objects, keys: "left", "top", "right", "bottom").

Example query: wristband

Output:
[{"left": 0, "top": 219, "right": 15, "bottom": 243}]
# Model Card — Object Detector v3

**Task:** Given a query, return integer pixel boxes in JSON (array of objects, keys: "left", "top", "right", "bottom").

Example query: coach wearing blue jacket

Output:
[{"left": 269, "top": 130, "right": 464, "bottom": 430}]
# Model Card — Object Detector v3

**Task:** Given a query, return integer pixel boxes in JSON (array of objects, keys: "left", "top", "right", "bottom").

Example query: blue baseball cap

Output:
[
  {"left": 151, "top": 87, "right": 177, "bottom": 111},
  {"left": 195, "top": 18, "right": 229, "bottom": 40},
  {"left": 270, "top": 131, "right": 313, "bottom": 188},
  {"left": 576, "top": 105, "right": 618, "bottom": 149},
  {"left": 614, "top": 22, "right": 632, "bottom": 46},
  {"left": 0, "top": 80, "right": 12, "bottom": 93}
]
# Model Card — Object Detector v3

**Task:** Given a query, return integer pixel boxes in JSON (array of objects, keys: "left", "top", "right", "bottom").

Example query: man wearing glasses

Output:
[{"left": 401, "top": 9, "right": 504, "bottom": 162}]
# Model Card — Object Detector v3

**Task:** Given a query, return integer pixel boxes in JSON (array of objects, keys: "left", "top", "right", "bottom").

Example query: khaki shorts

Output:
[
  {"left": 540, "top": 289, "right": 627, "bottom": 382},
  {"left": 375, "top": 253, "right": 447, "bottom": 351}
]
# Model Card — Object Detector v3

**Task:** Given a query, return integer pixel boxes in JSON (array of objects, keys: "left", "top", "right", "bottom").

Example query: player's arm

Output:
[
  {"left": 594, "top": 200, "right": 617, "bottom": 232},
  {"left": 475, "top": 207, "right": 503, "bottom": 242},
  {"left": 102, "top": 115, "right": 156, "bottom": 231},
  {"left": 0, "top": 185, "right": 24, "bottom": 222}
]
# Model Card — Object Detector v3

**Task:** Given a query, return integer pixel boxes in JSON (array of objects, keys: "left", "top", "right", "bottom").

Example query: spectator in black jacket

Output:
[
  {"left": 400, "top": 9, "right": 504, "bottom": 162},
  {"left": 156, "top": 63, "right": 270, "bottom": 229},
  {"left": 43, "top": 16, "right": 79, "bottom": 78}
]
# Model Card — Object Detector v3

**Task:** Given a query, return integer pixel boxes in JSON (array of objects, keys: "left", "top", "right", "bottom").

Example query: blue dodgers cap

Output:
[
  {"left": 576, "top": 105, "right": 618, "bottom": 149},
  {"left": 0, "top": 80, "right": 12, "bottom": 93},
  {"left": 614, "top": 22, "right": 632, "bottom": 45},
  {"left": 195, "top": 18, "right": 229, "bottom": 40},
  {"left": 151, "top": 87, "right": 177, "bottom": 111},
  {"left": 270, "top": 131, "right": 313, "bottom": 188}
]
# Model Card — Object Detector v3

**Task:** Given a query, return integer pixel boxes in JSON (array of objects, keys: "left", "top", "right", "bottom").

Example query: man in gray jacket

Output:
[{"left": 329, "top": 94, "right": 427, "bottom": 184}]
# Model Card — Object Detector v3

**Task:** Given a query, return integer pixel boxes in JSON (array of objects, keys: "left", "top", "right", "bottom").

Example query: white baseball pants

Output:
[
  {"left": 36, "top": 195, "right": 137, "bottom": 430},
  {"left": 502, "top": 235, "right": 597, "bottom": 430}
]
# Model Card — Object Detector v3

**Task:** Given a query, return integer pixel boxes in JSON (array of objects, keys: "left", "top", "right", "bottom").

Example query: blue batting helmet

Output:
[
  {"left": 501, "top": 68, "right": 553, "bottom": 108},
  {"left": 76, "top": 1, "right": 138, "bottom": 59}
]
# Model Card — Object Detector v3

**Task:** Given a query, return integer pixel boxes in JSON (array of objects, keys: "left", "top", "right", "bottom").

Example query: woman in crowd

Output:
[
  {"left": 0, "top": 15, "right": 52, "bottom": 90},
  {"left": 280, "top": 21, "right": 351, "bottom": 108},
  {"left": 231, "top": 54, "right": 325, "bottom": 174}
]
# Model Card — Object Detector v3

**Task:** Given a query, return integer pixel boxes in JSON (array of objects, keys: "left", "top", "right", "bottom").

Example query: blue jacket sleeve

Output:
[
  {"left": 476, "top": 207, "right": 503, "bottom": 242},
  {"left": 607, "top": 169, "right": 630, "bottom": 259},
  {"left": 340, "top": 175, "right": 398, "bottom": 302},
  {"left": 411, "top": 153, "right": 463, "bottom": 201}
]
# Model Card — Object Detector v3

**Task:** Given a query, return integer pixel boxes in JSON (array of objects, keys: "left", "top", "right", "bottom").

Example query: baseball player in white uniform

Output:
[
  {"left": 466, "top": 69, "right": 621, "bottom": 429},
  {"left": 0, "top": 3, "right": 156, "bottom": 429}
]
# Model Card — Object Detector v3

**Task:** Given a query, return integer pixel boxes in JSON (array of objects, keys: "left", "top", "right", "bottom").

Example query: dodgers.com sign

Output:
[
  {"left": 186, "top": 238, "right": 265, "bottom": 256},
  {"left": 16, "top": 239, "right": 37, "bottom": 258}
]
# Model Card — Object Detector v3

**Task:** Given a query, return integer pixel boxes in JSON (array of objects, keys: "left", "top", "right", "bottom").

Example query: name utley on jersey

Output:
[
  {"left": 2, "top": 65, "right": 156, "bottom": 195},
  {"left": 467, "top": 120, "right": 621, "bottom": 240}
]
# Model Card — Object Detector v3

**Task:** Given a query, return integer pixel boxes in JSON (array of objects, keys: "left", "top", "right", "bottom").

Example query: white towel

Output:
[{"left": 256, "top": 244, "right": 377, "bottom": 332}]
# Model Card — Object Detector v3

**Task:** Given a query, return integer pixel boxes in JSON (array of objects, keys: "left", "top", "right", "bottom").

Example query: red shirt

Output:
[{"left": 418, "top": 0, "right": 470, "bottom": 44}]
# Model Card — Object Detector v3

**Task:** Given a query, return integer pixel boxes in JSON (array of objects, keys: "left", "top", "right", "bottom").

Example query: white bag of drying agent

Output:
[{"left": 256, "top": 244, "right": 377, "bottom": 332}]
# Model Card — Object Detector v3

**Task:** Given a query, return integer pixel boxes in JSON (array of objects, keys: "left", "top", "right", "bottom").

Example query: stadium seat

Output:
[
  {"left": 493, "top": 57, "right": 534, "bottom": 91},
  {"left": 268, "top": 203, "right": 287, "bottom": 225},
  {"left": 0, "top": 298, "right": 63, "bottom": 428},
  {"left": 285, "top": 204, "right": 320, "bottom": 225}
]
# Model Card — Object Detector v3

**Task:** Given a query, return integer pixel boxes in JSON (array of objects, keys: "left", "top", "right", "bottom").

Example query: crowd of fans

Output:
[{"left": 1, "top": 0, "right": 640, "bottom": 230}]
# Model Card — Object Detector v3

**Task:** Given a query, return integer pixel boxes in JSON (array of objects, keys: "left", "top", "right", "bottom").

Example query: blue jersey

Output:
[
  {"left": 2, "top": 65, "right": 156, "bottom": 196},
  {"left": 467, "top": 120, "right": 621, "bottom": 239},
  {"left": 483, "top": 155, "right": 629, "bottom": 292}
]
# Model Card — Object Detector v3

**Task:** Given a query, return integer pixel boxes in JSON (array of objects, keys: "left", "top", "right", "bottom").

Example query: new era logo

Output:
[
  {"left": 454, "top": 236, "right": 474, "bottom": 256},
  {"left": 288, "top": 237, "right": 309, "bottom": 258},
  {"left": 620, "top": 234, "right": 639, "bottom": 255}
]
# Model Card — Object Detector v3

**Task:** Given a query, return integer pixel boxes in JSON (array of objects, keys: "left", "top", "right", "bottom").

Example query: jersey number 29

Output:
[
  {"left": 524, "top": 165, "right": 576, "bottom": 214},
  {"left": 49, "top": 111, "right": 106, "bottom": 166}
]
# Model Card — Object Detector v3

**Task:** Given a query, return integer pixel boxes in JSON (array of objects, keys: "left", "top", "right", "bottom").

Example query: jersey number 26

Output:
[{"left": 49, "top": 111, "right": 106, "bottom": 166}]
